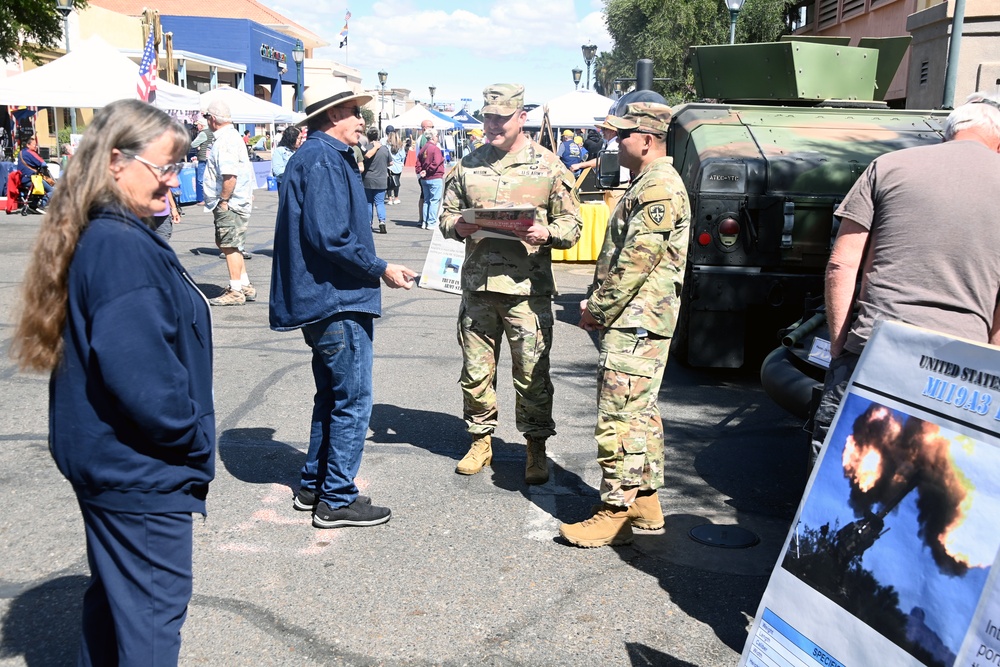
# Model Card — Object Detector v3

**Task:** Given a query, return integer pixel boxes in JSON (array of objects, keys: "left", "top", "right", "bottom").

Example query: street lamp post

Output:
[
  {"left": 377, "top": 69, "right": 388, "bottom": 136},
  {"left": 55, "top": 0, "right": 77, "bottom": 135},
  {"left": 291, "top": 39, "right": 304, "bottom": 112},
  {"left": 572, "top": 67, "right": 582, "bottom": 90},
  {"left": 581, "top": 43, "right": 597, "bottom": 90},
  {"left": 428, "top": 86, "right": 436, "bottom": 109},
  {"left": 726, "top": 0, "right": 746, "bottom": 45}
]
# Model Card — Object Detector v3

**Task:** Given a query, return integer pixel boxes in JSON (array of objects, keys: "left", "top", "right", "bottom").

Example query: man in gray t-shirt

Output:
[{"left": 811, "top": 94, "right": 1000, "bottom": 465}]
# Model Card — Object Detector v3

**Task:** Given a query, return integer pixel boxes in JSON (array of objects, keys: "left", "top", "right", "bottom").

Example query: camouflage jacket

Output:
[
  {"left": 588, "top": 156, "right": 691, "bottom": 336},
  {"left": 441, "top": 140, "right": 582, "bottom": 296}
]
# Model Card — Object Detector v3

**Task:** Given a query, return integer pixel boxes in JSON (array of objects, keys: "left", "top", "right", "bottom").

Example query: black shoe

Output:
[
  {"left": 378, "top": 222, "right": 387, "bottom": 234},
  {"left": 313, "top": 499, "right": 391, "bottom": 528},
  {"left": 293, "top": 488, "right": 370, "bottom": 511}
]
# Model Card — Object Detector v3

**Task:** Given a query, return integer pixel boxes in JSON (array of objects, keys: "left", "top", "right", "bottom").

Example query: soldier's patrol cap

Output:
[
  {"left": 482, "top": 84, "right": 524, "bottom": 115},
  {"left": 604, "top": 102, "right": 673, "bottom": 134}
]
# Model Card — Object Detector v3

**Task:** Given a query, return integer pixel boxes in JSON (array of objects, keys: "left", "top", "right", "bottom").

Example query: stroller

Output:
[{"left": 11, "top": 165, "right": 51, "bottom": 215}]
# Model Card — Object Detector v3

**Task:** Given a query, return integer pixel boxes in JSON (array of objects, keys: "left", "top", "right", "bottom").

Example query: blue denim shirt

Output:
[{"left": 270, "top": 131, "right": 388, "bottom": 331}]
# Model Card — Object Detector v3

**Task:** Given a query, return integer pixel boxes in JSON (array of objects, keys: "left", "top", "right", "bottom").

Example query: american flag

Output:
[
  {"left": 339, "top": 10, "right": 350, "bottom": 48},
  {"left": 137, "top": 29, "right": 158, "bottom": 102}
]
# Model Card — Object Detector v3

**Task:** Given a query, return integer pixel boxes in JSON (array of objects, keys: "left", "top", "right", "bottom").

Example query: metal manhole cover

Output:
[{"left": 688, "top": 524, "right": 760, "bottom": 548}]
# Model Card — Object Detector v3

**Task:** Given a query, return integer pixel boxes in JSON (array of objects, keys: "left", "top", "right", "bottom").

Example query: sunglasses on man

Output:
[{"left": 616, "top": 127, "right": 665, "bottom": 141}]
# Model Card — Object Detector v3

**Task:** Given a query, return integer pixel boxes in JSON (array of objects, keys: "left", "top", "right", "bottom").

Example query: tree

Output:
[
  {"left": 0, "top": 0, "right": 89, "bottom": 65},
  {"left": 600, "top": 0, "right": 793, "bottom": 104},
  {"left": 361, "top": 106, "right": 375, "bottom": 128}
]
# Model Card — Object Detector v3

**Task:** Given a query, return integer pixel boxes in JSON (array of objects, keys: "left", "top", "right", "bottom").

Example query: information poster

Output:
[
  {"left": 418, "top": 227, "right": 465, "bottom": 295},
  {"left": 742, "top": 320, "right": 1000, "bottom": 667}
]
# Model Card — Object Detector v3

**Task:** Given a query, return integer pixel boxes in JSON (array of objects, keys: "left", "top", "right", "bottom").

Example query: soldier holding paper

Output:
[{"left": 440, "top": 83, "right": 582, "bottom": 485}]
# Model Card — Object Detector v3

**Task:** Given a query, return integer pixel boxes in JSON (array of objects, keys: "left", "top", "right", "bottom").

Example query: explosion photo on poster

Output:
[{"left": 782, "top": 394, "right": 1000, "bottom": 667}]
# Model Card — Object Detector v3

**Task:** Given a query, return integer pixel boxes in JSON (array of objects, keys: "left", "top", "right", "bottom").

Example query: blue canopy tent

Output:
[
  {"left": 450, "top": 109, "right": 483, "bottom": 127},
  {"left": 428, "top": 107, "right": 463, "bottom": 129}
]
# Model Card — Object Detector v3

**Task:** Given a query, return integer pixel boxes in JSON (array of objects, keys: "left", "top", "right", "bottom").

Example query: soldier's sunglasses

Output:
[{"left": 616, "top": 128, "right": 664, "bottom": 141}]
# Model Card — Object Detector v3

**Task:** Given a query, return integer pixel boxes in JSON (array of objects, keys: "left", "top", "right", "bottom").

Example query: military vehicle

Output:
[{"left": 616, "top": 38, "right": 949, "bottom": 368}]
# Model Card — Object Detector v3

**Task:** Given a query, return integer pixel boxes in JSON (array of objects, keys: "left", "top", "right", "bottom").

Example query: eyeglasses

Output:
[
  {"left": 123, "top": 152, "right": 185, "bottom": 178},
  {"left": 972, "top": 97, "right": 1000, "bottom": 111},
  {"left": 616, "top": 128, "right": 665, "bottom": 141},
  {"left": 344, "top": 106, "right": 362, "bottom": 118}
]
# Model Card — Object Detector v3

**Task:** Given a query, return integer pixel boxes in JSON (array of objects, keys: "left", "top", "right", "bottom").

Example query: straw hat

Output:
[{"left": 300, "top": 78, "right": 373, "bottom": 125}]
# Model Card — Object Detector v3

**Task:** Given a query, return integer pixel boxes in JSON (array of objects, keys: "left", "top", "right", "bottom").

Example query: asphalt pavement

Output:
[{"left": 0, "top": 171, "right": 808, "bottom": 667}]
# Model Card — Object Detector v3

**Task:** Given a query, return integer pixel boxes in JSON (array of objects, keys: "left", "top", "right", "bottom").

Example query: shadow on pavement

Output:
[
  {"left": 368, "top": 403, "right": 468, "bottom": 459},
  {"left": 217, "top": 427, "right": 303, "bottom": 490},
  {"left": 625, "top": 642, "right": 702, "bottom": 666},
  {"left": 0, "top": 575, "right": 86, "bottom": 666}
]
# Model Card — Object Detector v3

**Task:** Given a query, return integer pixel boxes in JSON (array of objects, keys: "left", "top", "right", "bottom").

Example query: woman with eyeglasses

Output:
[{"left": 11, "top": 99, "right": 215, "bottom": 666}]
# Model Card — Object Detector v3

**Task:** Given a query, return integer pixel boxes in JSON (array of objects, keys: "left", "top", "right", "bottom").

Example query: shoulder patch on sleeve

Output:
[
  {"left": 635, "top": 185, "right": 672, "bottom": 207},
  {"left": 635, "top": 185, "right": 676, "bottom": 231},
  {"left": 642, "top": 202, "right": 673, "bottom": 230}
]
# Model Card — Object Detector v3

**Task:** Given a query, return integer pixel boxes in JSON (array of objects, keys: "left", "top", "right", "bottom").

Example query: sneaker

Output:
[
  {"left": 241, "top": 283, "right": 257, "bottom": 302},
  {"left": 294, "top": 488, "right": 370, "bottom": 511},
  {"left": 378, "top": 222, "right": 387, "bottom": 234},
  {"left": 209, "top": 286, "right": 246, "bottom": 306},
  {"left": 313, "top": 499, "right": 391, "bottom": 529}
]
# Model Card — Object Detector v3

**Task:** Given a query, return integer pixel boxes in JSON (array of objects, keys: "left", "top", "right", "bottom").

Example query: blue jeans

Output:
[
  {"left": 300, "top": 313, "right": 374, "bottom": 508},
  {"left": 421, "top": 178, "right": 443, "bottom": 230},
  {"left": 196, "top": 161, "right": 207, "bottom": 203},
  {"left": 77, "top": 501, "right": 193, "bottom": 667},
  {"left": 365, "top": 187, "right": 386, "bottom": 224}
]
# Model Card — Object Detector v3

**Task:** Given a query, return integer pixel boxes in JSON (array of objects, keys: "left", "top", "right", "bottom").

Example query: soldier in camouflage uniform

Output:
[
  {"left": 559, "top": 103, "right": 691, "bottom": 548},
  {"left": 440, "top": 83, "right": 582, "bottom": 484}
]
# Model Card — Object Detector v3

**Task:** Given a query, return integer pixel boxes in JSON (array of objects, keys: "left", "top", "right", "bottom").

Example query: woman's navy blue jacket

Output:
[{"left": 49, "top": 207, "right": 215, "bottom": 513}]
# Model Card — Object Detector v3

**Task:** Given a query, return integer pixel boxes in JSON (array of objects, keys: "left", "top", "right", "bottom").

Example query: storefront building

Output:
[{"left": 159, "top": 16, "right": 302, "bottom": 107}]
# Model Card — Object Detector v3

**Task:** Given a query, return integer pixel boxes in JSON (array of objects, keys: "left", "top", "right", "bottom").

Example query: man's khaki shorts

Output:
[{"left": 214, "top": 207, "right": 249, "bottom": 249}]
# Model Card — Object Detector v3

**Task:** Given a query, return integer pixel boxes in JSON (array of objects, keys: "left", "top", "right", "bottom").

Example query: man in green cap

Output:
[
  {"left": 440, "top": 83, "right": 582, "bottom": 485},
  {"left": 558, "top": 103, "right": 691, "bottom": 548}
]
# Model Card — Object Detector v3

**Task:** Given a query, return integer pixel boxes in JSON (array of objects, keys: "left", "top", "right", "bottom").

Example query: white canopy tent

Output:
[
  {"left": 388, "top": 104, "right": 458, "bottom": 131},
  {"left": 524, "top": 89, "right": 615, "bottom": 129},
  {"left": 0, "top": 37, "right": 199, "bottom": 111},
  {"left": 200, "top": 86, "right": 302, "bottom": 125}
]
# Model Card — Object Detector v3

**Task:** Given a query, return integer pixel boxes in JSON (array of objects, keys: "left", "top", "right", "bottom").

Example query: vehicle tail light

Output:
[{"left": 718, "top": 216, "right": 740, "bottom": 247}]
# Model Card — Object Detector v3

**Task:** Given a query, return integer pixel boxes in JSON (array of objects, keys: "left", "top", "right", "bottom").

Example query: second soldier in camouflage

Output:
[
  {"left": 559, "top": 103, "right": 692, "bottom": 548},
  {"left": 440, "top": 83, "right": 582, "bottom": 484}
]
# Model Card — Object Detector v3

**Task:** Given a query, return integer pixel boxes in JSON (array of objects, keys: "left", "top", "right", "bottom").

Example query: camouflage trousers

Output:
[
  {"left": 457, "top": 292, "right": 555, "bottom": 439},
  {"left": 595, "top": 328, "right": 670, "bottom": 506}
]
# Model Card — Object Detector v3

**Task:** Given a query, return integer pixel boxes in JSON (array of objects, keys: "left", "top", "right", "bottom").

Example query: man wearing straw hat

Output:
[{"left": 270, "top": 79, "right": 417, "bottom": 530}]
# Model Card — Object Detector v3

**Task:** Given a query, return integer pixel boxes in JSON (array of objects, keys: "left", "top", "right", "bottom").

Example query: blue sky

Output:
[
  {"left": 796, "top": 394, "right": 1000, "bottom": 657},
  {"left": 269, "top": 0, "right": 612, "bottom": 108}
]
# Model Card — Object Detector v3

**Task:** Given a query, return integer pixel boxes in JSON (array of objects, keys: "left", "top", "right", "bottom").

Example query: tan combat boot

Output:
[
  {"left": 455, "top": 434, "right": 492, "bottom": 475},
  {"left": 559, "top": 504, "right": 634, "bottom": 548},
  {"left": 524, "top": 435, "right": 549, "bottom": 485},
  {"left": 629, "top": 490, "right": 665, "bottom": 530}
]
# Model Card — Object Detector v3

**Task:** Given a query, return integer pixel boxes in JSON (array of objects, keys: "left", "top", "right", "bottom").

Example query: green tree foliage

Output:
[
  {"left": 601, "top": 0, "right": 793, "bottom": 103},
  {"left": 0, "top": 0, "right": 89, "bottom": 65},
  {"left": 361, "top": 106, "right": 375, "bottom": 128}
]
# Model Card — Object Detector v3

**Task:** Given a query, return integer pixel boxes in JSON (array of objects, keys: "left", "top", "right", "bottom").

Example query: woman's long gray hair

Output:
[{"left": 12, "top": 99, "right": 189, "bottom": 372}]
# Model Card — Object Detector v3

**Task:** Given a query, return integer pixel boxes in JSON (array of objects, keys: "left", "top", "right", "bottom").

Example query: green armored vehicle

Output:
[{"left": 664, "top": 38, "right": 948, "bottom": 368}]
